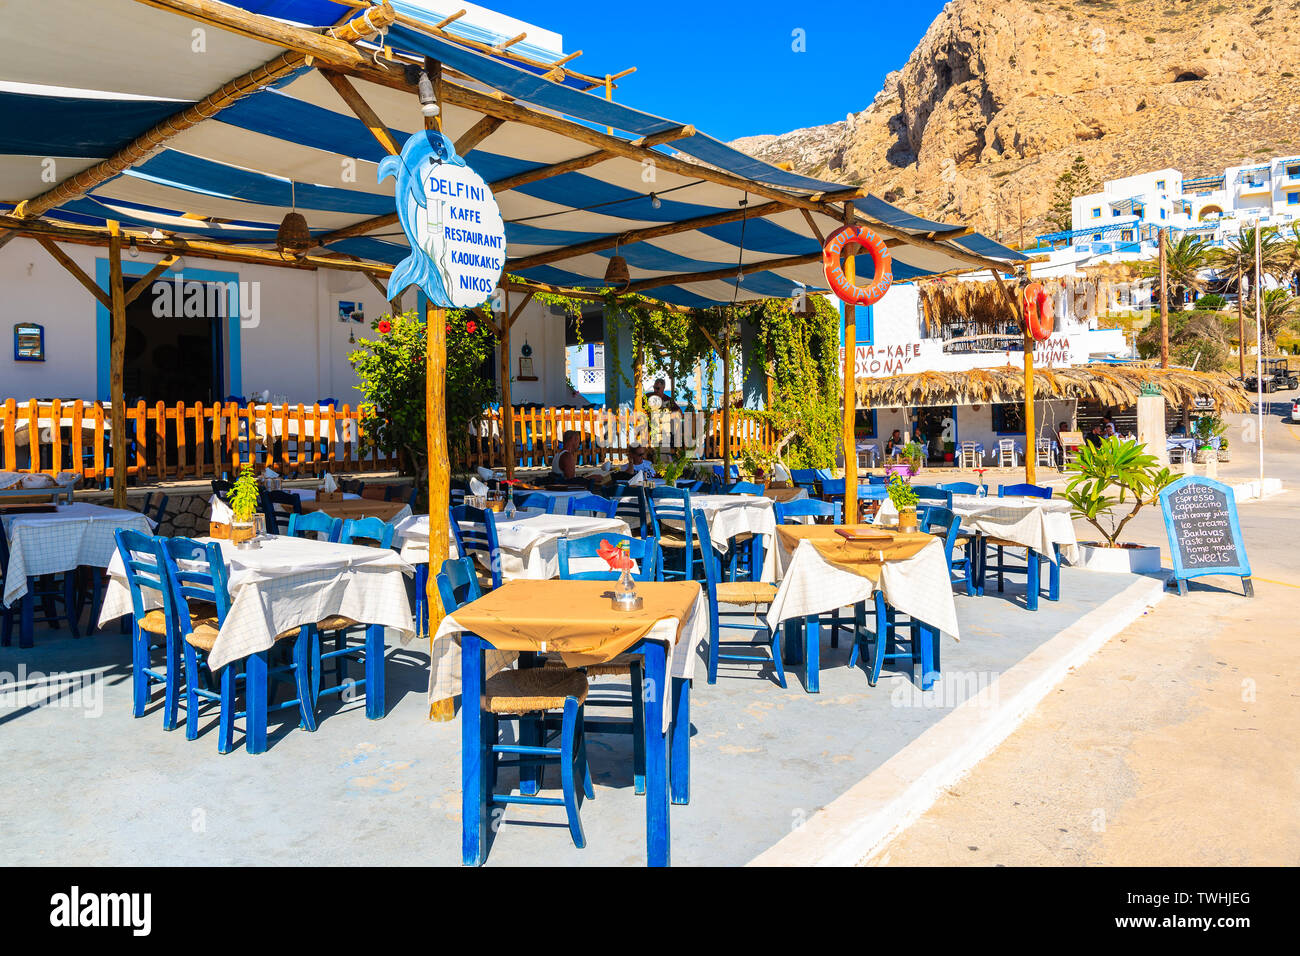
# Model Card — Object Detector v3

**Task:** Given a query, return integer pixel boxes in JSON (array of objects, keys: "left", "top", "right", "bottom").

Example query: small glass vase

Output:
[{"left": 611, "top": 564, "right": 642, "bottom": 611}]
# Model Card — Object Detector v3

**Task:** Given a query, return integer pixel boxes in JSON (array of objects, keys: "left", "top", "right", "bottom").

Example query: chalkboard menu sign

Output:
[{"left": 1159, "top": 476, "right": 1252, "bottom": 596}]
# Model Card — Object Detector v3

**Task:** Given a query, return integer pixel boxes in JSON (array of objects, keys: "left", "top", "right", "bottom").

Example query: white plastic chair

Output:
[
  {"left": 959, "top": 441, "right": 979, "bottom": 469},
  {"left": 997, "top": 438, "right": 1017, "bottom": 468},
  {"left": 1035, "top": 438, "right": 1054, "bottom": 468}
]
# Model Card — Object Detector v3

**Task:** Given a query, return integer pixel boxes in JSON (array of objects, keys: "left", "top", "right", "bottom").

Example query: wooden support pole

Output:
[
  {"left": 843, "top": 241, "right": 858, "bottom": 522},
  {"left": 500, "top": 287, "right": 514, "bottom": 480},
  {"left": 123, "top": 256, "right": 179, "bottom": 307},
  {"left": 721, "top": 325, "right": 732, "bottom": 478},
  {"left": 321, "top": 70, "right": 403, "bottom": 157},
  {"left": 1158, "top": 228, "right": 1169, "bottom": 368},
  {"left": 108, "top": 223, "right": 128, "bottom": 509},
  {"left": 34, "top": 238, "right": 111, "bottom": 308}
]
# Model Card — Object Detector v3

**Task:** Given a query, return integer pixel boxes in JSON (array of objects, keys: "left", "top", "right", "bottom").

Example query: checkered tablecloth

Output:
[
  {"left": 2, "top": 503, "right": 155, "bottom": 607},
  {"left": 767, "top": 535, "right": 960, "bottom": 640},
  {"left": 99, "top": 535, "right": 415, "bottom": 671},
  {"left": 427, "top": 584, "right": 708, "bottom": 731},
  {"left": 878, "top": 494, "right": 1078, "bottom": 562},
  {"left": 394, "top": 512, "right": 631, "bottom": 580},
  {"left": 681, "top": 494, "right": 779, "bottom": 581}
]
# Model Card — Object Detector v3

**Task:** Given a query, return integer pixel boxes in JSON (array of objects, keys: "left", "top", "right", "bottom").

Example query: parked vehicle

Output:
[
  {"left": 1242, "top": 358, "right": 1299, "bottom": 393},
  {"left": 1290, "top": 399, "right": 1300, "bottom": 424}
]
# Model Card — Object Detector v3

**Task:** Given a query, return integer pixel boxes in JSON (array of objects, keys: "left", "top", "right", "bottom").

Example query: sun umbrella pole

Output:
[{"left": 108, "top": 222, "right": 127, "bottom": 509}]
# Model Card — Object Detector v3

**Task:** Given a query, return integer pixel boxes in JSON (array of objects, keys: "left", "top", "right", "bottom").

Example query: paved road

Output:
[{"left": 870, "top": 390, "right": 1300, "bottom": 866}]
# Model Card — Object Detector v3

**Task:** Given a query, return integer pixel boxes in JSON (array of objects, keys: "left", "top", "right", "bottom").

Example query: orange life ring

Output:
[
  {"left": 1021, "top": 282, "right": 1055, "bottom": 341},
  {"left": 823, "top": 225, "right": 893, "bottom": 306}
]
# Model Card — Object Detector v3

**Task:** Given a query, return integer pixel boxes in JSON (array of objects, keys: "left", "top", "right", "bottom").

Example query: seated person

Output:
[
  {"left": 543, "top": 430, "right": 583, "bottom": 486},
  {"left": 613, "top": 444, "right": 658, "bottom": 481},
  {"left": 1086, "top": 423, "right": 1104, "bottom": 447},
  {"left": 885, "top": 429, "right": 905, "bottom": 457},
  {"left": 649, "top": 378, "right": 680, "bottom": 412}
]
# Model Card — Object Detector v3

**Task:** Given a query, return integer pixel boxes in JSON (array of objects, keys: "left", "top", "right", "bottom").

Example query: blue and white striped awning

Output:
[{"left": 0, "top": 0, "right": 1024, "bottom": 307}]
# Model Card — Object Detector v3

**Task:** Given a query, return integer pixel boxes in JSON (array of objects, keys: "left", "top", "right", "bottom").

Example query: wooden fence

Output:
[
  {"left": 464, "top": 407, "right": 775, "bottom": 470},
  {"left": 1, "top": 399, "right": 397, "bottom": 484},
  {"left": 2, "top": 400, "right": 776, "bottom": 483}
]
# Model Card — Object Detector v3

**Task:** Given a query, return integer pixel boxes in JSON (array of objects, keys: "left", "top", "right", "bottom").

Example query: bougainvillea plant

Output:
[{"left": 348, "top": 308, "right": 498, "bottom": 479}]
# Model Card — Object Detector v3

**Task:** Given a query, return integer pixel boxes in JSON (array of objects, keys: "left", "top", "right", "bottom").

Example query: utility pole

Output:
[{"left": 1237, "top": 263, "right": 1246, "bottom": 378}]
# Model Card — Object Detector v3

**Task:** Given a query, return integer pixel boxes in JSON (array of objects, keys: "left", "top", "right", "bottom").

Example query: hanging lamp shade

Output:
[
  {"left": 277, "top": 211, "right": 312, "bottom": 255},
  {"left": 604, "top": 253, "right": 630, "bottom": 288}
]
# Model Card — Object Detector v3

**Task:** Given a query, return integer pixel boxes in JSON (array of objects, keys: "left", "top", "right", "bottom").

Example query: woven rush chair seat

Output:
[
  {"left": 483, "top": 666, "right": 588, "bottom": 714},
  {"left": 139, "top": 600, "right": 217, "bottom": 636},
  {"left": 546, "top": 653, "right": 636, "bottom": 677},
  {"left": 183, "top": 622, "right": 220, "bottom": 652},
  {"left": 658, "top": 527, "right": 689, "bottom": 547},
  {"left": 314, "top": 614, "right": 357, "bottom": 633},
  {"left": 983, "top": 536, "right": 1023, "bottom": 549},
  {"left": 715, "top": 581, "right": 778, "bottom": 606}
]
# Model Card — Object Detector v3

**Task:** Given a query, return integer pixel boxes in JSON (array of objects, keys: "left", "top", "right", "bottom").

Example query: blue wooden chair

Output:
[
  {"left": 144, "top": 492, "right": 169, "bottom": 525},
  {"left": 611, "top": 484, "right": 651, "bottom": 538},
  {"left": 674, "top": 478, "right": 703, "bottom": 492},
  {"left": 911, "top": 485, "right": 954, "bottom": 508},
  {"left": 286, "top": 511, "right": 341, "bottom": 542},
  {"left": 557, "top": 534, "right": 659, "bottom": 582},
  {"left": 112, "top": 529, "right": 185, "bottom": 729},
  {"left": 712, "top": 464, "right": 740, "bottom": 481},
  {"left": 157, "top": 536, "right": 314, "bottom": 754},
  {"left": 566, "top": 493, "right": 617, "bottom": 518},
  {"left": 724, "top": 481, "right": 763, "bottom": 495},
  {"left": 790, "top": 469, "right": 819, "bottom": 496},
  {"left": 980, "top": 489, "right": 1060, "bottom": 609},
  {"left": 305, "top": 517, "right": 395, "bottom": 720},
  {"left": 384, "top": 484, "right": 418, "bottom": 509},
  {"left": 450, "top": 504, "right": 501, "bottom": 589},
  {"left": 922, "top": 506, "right": 977, "bottom": 597},
  {"left": 435, "top": 557, "right": 483, "bottom": 613},
  {"left": 0, "top": 518, "right": 78, "bottom": 648},
  {"left": 998, "top": 483, "right": 1053, "bottom": 499},
  {"left": 848, "top": 591, "right": 941, "bottom": 690},
  {"left": 696, "top": 511, "right": 784, "bottom": 686},
  {"left": 817, "top": 477, "right": 845, "bottom": 504},
  {"left": 260, "top": 489, "right": 302, "bottom": 535},
  {"left": 650, "top": 486, "right": 704, "bottom": 581},
  {"left": 940, "top": 481, "right": 985, "bottom": 496},
  {"left": 515, "top": 491, "right": 561, "bottom": 513},
  {"left": 774, "top": 498, "right": 842, "bottom": 525}
]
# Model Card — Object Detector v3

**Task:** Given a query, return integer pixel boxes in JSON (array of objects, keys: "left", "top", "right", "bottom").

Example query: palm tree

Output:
[
  {"left": 1248, "top": 288, "right": 1300, "bottom": 352},
  {"left": 1209, "top": 225, "right": 1290, "bottom": 294},
  {"left": 1144, "top": 233, "right": 1207, "bottom": 310}
]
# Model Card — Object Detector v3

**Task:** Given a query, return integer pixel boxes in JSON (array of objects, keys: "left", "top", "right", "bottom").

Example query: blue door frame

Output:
[{"left": 94, "top": 260, "right": 242, "bottom": 401}]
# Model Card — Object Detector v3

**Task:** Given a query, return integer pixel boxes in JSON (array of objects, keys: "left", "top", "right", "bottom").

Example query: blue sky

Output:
[{"left": 486, "top": 0, "right": 948, "bottom": 141}]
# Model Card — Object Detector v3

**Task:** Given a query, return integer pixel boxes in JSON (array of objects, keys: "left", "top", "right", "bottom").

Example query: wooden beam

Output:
[
  {"left": 34, "top": 238, "right": 111, "bottom": 308},
  {"left": 507, "top": 198, "right": 791, "bottom": 271},
  {"left": 317, "top": 212, "right": 398, "bottom": 244},
  {"left": 495, "top": 32, "right": 526, "bottom": 51},
  {"left": 123, "top": 256, "right": 179, "bottom": 307},
  {"left": 0, "top": 230, "right": 16, "bottom": 251},
  {"left": 620, "top": 252, "right": 822, "bottom": 295},
  {"left": 500, "top": 286, "right": 514, "bottom": 480},
  {"left": 488, "top": 125, "right": 694, "bottom": 193},
  {"left": 321, "top": 70, "right": 403, "bottom": 156},
  {"left": 454, "top": 115, "right": 506, "bottom": 154},
  {"left": 17, "top": 3, "right": 393, "bottom": 220},
  {"left": 799, "top": 208, "right": 826, "bottom": 246},
  {"left": 108, "top": 223, "right": 127, "bottom": 509},
  {"left": 506, "top": 290, "right": 534, "bottom": 331}
]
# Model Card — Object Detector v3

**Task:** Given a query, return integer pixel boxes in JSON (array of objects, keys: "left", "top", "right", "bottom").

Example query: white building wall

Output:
[{"left": 0, "top": 236, "right": 395, "bottom": 405}]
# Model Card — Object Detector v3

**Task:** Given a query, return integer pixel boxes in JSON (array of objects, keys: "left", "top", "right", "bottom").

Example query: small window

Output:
[
  {"left": 1288, "top": 165, "right": 1300, "bottom": 179},
  {"left": 1092, "top": 233, "right": 1102, "bottom": 240},
  {"left": 1156, "top": 179, "right": 1166, "bottom": 191},
  {"left": 1112, "top": 209, "right": 1121, "bottom": 217},
  {"left": 1091, "top": 207, "right": 1101, "bottom": 218},
  {"left": 1289, "top": 192, "right": 1300, "bottom": 206},
  {"left": 1160, "top": 209, "right": 1167, "bottom": 220},
  {"left": 1121, "top": 230, "right": 1134, "bottom": 241},
  {"left": 991, "top": 403, "right": 1026, "bottom": 434}
]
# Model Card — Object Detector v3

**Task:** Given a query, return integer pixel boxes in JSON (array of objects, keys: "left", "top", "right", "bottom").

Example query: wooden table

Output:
[{"left": 301, "top": 498, "right": 409, "bottom": 522}]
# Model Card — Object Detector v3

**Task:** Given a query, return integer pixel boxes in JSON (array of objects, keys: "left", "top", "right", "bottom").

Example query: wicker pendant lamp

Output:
[
  {"left": 277, "top": 181, "right": 312, "bottom": 256},
  {"left": 604, "top": 238, "right": 630, "bottom": 289}
]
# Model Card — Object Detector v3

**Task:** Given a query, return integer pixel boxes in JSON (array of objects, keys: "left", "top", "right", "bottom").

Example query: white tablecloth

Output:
[
  {"left": 2, "top": 503, "right": 155, "bottom": 606},
  {"left": 427, "top": 584, "right": 708, "bottom": 731},
  {"left": 767, "top": 536, "right": 960, "bottom": 639},
  {"left": 682, "top": 494, "right": 779, "bottom": 581},
  {"left": 9, "top": 402, "right": 112, "bottom": 447},
  {"left": 100, "top": 535, "right": 415, "bottom": 671},
  {"left": 878, "top": 493, "right": 1078, "bottom": 562},
  {"left": 394, "top": 512, "right": 630, "bottom": 580},
  {"left": 290, "top": 489, "right": 361, "bottom": 502}
]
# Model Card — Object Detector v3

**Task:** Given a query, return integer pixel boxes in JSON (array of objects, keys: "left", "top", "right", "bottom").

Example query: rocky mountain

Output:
[{"left": 732, "top": 0, "right": 1300, "bottom": 244}]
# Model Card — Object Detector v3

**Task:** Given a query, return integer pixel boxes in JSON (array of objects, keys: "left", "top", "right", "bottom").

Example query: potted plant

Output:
[
  {"left": 903, "top": 441, "right": 924, "bottom": 475},
  {"left": 943, "top": 440, "right": 955, "bottom": 463},
  {"left": 887, "top": 474, "right": 920, "bottom": 533},
  {"left": 1191, "top": 415, "right": 1227, "bottom": 464},
  {"left": 1063, "top": 436, "right": 1176, "bottom": 573},
  {"left": 227, "top": 464, "right": 262, "bottom": 547}
]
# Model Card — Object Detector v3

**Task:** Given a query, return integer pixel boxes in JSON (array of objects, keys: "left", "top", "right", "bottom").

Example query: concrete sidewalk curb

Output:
[{"left": 747, "top": 575, "right": 1166, "bottom": 867}]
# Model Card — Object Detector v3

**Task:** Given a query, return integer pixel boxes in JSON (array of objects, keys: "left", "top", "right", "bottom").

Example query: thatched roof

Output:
[
  {"left": 917, "top": 274, "right": 1136, "bottom": 335},
  {"left": 856, "top": 363, "right": 1250, "bottom": 413}
]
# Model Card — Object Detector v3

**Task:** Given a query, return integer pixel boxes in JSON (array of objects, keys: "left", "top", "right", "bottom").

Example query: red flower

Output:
[
  {"left": 377, "top": 319, "right": 391, "bottom": 334},
  {"left": 597, "top": 538, "right": 634, "bottom": 571},
  {"left": 466, "top": 320, "right": 477, "bottom": 333},
  {"left": 445, "top": 324, "right": 452, "bottom": 333}
]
